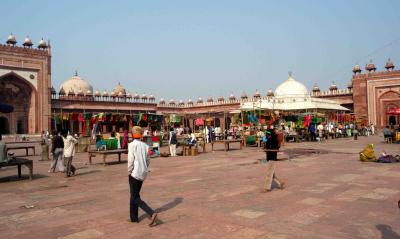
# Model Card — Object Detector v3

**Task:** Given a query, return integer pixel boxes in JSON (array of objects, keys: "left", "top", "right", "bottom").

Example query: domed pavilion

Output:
[{"left": 241, "top": 73, "right": 349, "bottom": 111}]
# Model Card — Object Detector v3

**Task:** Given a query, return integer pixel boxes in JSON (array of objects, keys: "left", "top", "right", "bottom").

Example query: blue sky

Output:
[{"left": 1, "top": 0, "right": 400, "bottom": 100}]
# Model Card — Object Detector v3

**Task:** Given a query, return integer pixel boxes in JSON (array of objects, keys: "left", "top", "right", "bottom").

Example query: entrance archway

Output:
[
  {"left": 386, "top": 104, "right": 399, "bottom": 127},
  {"left": 377, "top": 90, "right": 400, "bottom": 127},
  {"left": 0, "top": 116, "right": 10, "bottom": 134},
  {"left": 0, "top": 72, "right": 36, "bottom": 134}
]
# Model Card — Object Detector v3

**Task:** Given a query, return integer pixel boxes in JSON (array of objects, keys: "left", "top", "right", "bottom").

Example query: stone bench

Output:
[{"left": 0, "top": 158, "right": 33, "bottom": 180}]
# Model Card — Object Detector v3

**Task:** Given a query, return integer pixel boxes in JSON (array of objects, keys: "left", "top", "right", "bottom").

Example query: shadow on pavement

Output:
[
  {"left": 0, "top": 173, "right": 48, "bottom": 183},
  {"left": 138, "top": 197, "right": 184, "bottom": 224},
  {"left": 376, "top": 224, "right": 400, "bottom": 239},
  {"left": 155, "top": 197, "right": 184, "bottom": 213},
  {"left": 74, "top": 170, "right": 101, "bottom": 177}
]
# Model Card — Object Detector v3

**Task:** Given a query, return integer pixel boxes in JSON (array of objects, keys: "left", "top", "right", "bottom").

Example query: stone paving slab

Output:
[{"left": 0, "top": 135, "right": 400, "bottom": 238}]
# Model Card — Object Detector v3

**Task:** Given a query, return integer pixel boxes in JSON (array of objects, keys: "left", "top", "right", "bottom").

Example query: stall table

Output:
[
  {"left": 88, "top": 149, "right": 128, "bottom": 165},
  {"left": 211, "top": 139, "right": 242, "bottom": 151}
]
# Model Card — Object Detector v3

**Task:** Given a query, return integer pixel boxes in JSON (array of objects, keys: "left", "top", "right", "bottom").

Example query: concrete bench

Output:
[{"left": 0, "top": 158, "right": 33, "bottom": 180}]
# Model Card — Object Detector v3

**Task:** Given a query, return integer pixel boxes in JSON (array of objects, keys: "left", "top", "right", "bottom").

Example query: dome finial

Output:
[
  {"left": 6, "top": 33, "right": 17, "bottom": 45},
  {"left": 385, "top": 58, "right": 395, "bottom": 71},
  {"left": 74, "top": 70, "right": 78, "bottom": 76},
  {"left": 288, "top": 71, "right": 292, "bottom": 77}
]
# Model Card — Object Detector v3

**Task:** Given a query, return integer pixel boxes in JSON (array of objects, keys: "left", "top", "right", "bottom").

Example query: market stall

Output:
[{"left": 239, "top": 74, "right": 351, "bottom": 144}]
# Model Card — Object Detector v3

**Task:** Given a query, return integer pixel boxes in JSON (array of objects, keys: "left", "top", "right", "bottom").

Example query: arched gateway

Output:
[
  {"left": 0, "top": 42, "right": 52, "bottom": 135},
  {"left": 0, "top": 72, "right": 36, "bottom": 134}
]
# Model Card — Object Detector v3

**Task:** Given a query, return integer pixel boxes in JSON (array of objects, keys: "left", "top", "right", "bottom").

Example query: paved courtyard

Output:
[{"left": 0, "top": 135, "right": 399, "bottom": 239}]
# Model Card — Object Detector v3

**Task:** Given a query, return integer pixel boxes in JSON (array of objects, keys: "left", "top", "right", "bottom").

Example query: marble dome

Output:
[
  {"left": 112, "top": 83, "right": 126, "bottom": 96},
  {"left": 60, "top": 72, "right": 93, "bottom": 96},
  {"left": 274, "top": 74, "right": 309, "bottom": 97}
]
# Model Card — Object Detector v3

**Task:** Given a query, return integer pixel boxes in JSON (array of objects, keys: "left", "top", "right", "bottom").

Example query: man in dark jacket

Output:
[
  {"left": 263, "top": 129, "right": 285, "bottom": 192},
  {"left": 49, "top": 131, "right": 65, "bottom": 173}
]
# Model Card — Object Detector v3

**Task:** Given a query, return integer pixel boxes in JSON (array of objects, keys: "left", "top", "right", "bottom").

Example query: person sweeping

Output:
[{"left": 128, "top": 126, "right": 158, "bottom": 226}]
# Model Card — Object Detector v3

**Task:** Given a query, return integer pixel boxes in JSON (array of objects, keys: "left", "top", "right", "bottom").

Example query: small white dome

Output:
[
  {"left": 68, "top": 88, "right": 75, "bottom": 95},
  {"left": 77, "top": 89, "right": 84, "bottom": 96},
  {"left": 23, "top": 36, "right": 33, "bottom": 47},
  {"left": 38, "top": 38, "right": 47, "bottom": 49},
  {"left": 312, "top": 84, "right": 320, "bottom": 92},
  {"left": 274, "top": 74, "right": 308, "bottom": 97},
  {"left": 6, "top": 33, "right": 17, "bottom": 45},
  {"left": 329, "top": 82, "right": 338, "bottom": 91}
]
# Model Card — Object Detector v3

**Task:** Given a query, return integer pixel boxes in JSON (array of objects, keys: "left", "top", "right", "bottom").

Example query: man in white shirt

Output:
[
  {"left": 317, "top": 123, "right": 324, "bottom": 141},
  {"left": 63, "top": 131, "right": 77, "bottom": 177},
  {"left": 128, "top": 126, "right": 158, "bottom": 226}
]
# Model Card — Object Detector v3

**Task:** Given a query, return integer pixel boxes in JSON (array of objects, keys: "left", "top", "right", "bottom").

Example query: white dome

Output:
[
  {"left": 274, "top": 75, "right": 309, "bottom": 97},
  {"left": 60, "top": 72, "right": 93, "bottom": 95}
]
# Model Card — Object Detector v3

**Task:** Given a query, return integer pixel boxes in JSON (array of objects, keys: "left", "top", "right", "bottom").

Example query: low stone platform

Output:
[{"left": 0, "top": 135, "right": 399, "bottom": 238}]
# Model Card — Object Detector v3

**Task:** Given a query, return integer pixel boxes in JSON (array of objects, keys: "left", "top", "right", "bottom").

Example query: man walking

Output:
[
  {"left": 128, "top": 126, "right": 158, "bottom": 226},
  {"left": 49, "top": 131, "right": 65, "bottom": 173},
  {"left": 262, "top": 129, "right": 285, "bottom": 192},
  {"left": 63, "top": 131, "right": 77, "bottom": 177},
  {"left": 169, "top": 127, "right": 177, "bottom": 157}
]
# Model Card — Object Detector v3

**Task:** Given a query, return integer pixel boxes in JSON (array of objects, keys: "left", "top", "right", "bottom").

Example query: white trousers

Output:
[{"left": 169, "top": 144, "right": 177, "bottom": 156}]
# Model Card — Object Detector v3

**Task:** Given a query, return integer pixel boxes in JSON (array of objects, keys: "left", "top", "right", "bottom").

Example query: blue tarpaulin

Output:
[{"left": 0, "top": 104, "right": 13, "bottom": 113}]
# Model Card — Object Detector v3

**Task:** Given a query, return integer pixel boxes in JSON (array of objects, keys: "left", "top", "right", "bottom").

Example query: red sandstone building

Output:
[
  {"left": 312, "top": 60, "right": 400, "bottom": 128},
  {"left": 1, "top": 34, "right": 399, "bottom": 134}
]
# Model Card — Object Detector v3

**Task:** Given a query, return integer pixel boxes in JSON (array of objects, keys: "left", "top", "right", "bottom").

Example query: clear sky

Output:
[{"left": 1, "top": 0, "right": 400, "bottom": 101}]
